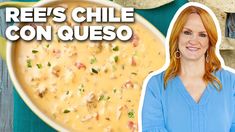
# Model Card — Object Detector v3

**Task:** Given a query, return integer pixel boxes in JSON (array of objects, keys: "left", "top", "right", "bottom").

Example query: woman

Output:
[{"left": 141, "top": 3, "right": 235, "bottom": 132}]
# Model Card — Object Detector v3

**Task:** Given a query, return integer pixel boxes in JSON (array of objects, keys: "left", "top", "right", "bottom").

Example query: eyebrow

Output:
[{"left": 183, "top": 27, "right": 207, "bottom": 33}]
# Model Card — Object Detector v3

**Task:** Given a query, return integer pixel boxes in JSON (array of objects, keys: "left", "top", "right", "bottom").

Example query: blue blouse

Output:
[{"left": 142, "top": 69, "right": 235, "bottom": 132}]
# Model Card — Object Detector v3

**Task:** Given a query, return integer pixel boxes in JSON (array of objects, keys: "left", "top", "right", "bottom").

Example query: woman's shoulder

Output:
[
  {"left": 147, "top": 71, "right": 165, "bottom": 85},
  {"left": 215, "top": 68, "right": 235, "bottom": 89},
  {"left": 215, "top": 68, "right": 235, "bottom": 80},
  {"left": 145, "top": 71, "right": 165, "bottom": 95}
]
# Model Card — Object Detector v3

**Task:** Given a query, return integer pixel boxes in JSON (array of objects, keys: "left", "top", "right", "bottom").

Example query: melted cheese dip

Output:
[{"left": 13, "top": 1, "right": 165, "bottom": 131}]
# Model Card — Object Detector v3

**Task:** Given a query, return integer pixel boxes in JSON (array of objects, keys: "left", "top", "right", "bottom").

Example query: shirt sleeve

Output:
[
  {"left": 230, "top": 71, "right": 235, "bottom": 132},
  {"left": 231, "top": 99, "right": 235, "bottom": 131},
  {"left": 141, "top": 75, "right": 168, "bottom": 132}
]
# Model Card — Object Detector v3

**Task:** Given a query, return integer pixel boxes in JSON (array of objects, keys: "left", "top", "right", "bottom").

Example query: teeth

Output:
[{"left": 187, "top": 47, "right": 198, "bottom": 51}]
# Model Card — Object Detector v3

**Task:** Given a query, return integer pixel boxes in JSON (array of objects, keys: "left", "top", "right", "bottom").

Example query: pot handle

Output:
[{"left": 0, "top": 36, "right": 6, "bottom": 61}]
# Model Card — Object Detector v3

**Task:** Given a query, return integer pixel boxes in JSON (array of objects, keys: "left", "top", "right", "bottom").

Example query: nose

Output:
[
  {"left": 188, "top": 34, "right": 199, "bottom": 45},
  {"left": 189, "top": 39, "right": 198, "bottom": 45}
]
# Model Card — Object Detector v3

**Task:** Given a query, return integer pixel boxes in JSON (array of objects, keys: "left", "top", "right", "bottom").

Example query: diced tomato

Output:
[
  {"left": 124, "top": 80, "right": 134, "bottom": 88},
  {"left": 131, "top": 34, "right": 139, "bottom": 47},
  {"left": 128, "top": 121, "right": 138, "bottom": 132},
  {"left": 131, "top": 57, "right": 137, "bottom": 66},
  {"left": 128, "top": 121, "right": 134, "bottom": 129},
  {"left": 75, "top": 62, "right": 86, "bottom": 70},
  {"left": 52, "top": 49, "right": 61, "bottom": 58},
  {"left": 95, "top": 112, "right": 99, "bottom": 120}
]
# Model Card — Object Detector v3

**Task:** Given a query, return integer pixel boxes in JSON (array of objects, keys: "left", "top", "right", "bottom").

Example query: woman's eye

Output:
[
  {"left": 199, "top": 33, "right": 207, "bottom": 37},
  {"left": 183, "top": 31, "right": 191, "bottom": 35}
]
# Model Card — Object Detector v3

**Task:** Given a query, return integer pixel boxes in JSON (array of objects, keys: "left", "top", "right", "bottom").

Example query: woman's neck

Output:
[{"left": 179, "top": 57, "right": 205, "bottom": 78}]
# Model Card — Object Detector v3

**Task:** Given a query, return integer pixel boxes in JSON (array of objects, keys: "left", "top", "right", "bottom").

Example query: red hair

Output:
[{"left": 164, "top": 6, "right": 222, "bottom": 90}]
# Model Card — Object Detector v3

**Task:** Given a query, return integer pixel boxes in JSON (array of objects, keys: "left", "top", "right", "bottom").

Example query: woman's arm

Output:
[
  {"left": 229, "top": 70, "right": 235, "bottom": 132},
  {"left": 231, "top": 89, "right": 235, "bottom": 132},
  {"left": 141, "top": 75, "right": 168, "bottom": 132}
]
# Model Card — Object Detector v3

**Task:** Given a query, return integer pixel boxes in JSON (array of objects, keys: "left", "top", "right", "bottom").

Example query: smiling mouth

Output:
[{"left": 186, "top": 46, "right": 200, "bottom": 51}]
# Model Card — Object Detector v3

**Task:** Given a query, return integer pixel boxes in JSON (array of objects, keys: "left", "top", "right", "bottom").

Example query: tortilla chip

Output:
[
  {"left": 189, "top": 0, "right": 235, "bottom": 49},
  {"left": 113, "top": 0, "right": 174, "bottom": 9},
  {"left": 189, "top": 0, "right": 235, "bottom": 12}
]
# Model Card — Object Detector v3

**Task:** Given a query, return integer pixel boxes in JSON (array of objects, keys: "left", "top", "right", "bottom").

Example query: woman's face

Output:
[{"left": 178, "top": 13, "right": 209, "bottom": 62}]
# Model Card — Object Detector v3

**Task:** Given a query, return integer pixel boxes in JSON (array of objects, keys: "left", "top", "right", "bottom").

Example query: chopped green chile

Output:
[
  {"left": 113, "top": 89, "right": 117, "bottom": 93},
  {"left": 27, "top": 59, "right": 32, "bottom": 68},
  {"left": 131, "top": 72, "right": 137, "bottom": 75},
  {"left": 121, "top": 65, "right": 125, "bottom": 70},
  {"left": 99, "top": 95, "right": 110, "bottom": 101},
  {"left": 36, "top": 64, "right": 42, "bottom": 69},
  {"left": 47, "top": 62, "right": 51, "bottom": 67},
  {"left": 79, "top": 84, "right": 84, "bottom": 88},
  {"left": 99, "top": 95, "right": 105, "bottom": 101},
  {"left": 128, "top": 110, "right": 135, "bottom": 118},
  {"left": 32, "top": 50, "right": 38, "bottom": 54},
  {"left": 127, "top": 99, "right": 131, "bottom": 102},
  {"left": 112, "top": 46, "right": 119, "bottom": 51},
  {"left": 90, "top": 56, "right": 97, "bottom": 64},
  {"left": 114, "top": 56, "right": 118, "bottom": 63},
  {"left": 66, "top": 91, "right": 69, "bottom": 95},
  {"left": 63, "top": 109, "right": 71, "bottom": 113},
  {"left": 79, "top": 88, "right": 85, "bottom": 92},
  {"left": 92, "top": 68, "right": 99, "bottom": 74}
]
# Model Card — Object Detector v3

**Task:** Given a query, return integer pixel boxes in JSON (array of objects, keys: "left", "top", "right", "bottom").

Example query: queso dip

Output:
[{"left": 13, "top": 1, "right": 165, "bottom": 131}]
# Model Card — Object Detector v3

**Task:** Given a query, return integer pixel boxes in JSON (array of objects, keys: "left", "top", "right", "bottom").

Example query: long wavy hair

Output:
[{"left": 164, "top": 6, "right": 222, "bottom": 90}]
